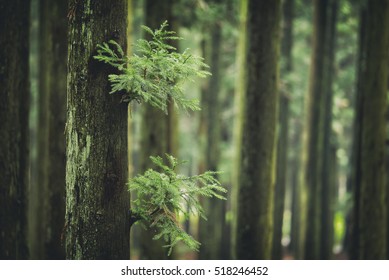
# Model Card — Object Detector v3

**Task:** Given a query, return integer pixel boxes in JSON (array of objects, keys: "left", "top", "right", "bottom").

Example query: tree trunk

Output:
[
  {"left": 231, "top": 0, "right": 248, "bottom": 259},
  {"left": 302, "top": 0, "right": 331, "bottom": 260},
  {"left": 198, "top": 5, "right": 224, "bottom": 259},
  {"left": 28, "top": 0, "right": 67, "bottom": 260},
  {"left": 65, "top": 0, "right": 130, "bottom": 260},
  {"left": 138, "top": 0, "right": 178, "bottom": 260},
  {"left": 352, "top": 0, "right": 389, "bottom": 260},
  {"left": 235, "top": 0, "right": 281, "bottom": 260},
  {"left": 0, "top": 0, "right": 30, "bottom": 260},
  {"left": 320, "top": 0, "right": 337, "bottom": 260},
  {"left": 272, "top": 0, "right": 294, "bottom": 260}
]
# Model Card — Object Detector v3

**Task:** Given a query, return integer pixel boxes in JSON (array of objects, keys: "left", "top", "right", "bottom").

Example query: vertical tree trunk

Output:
[
  {"left": 303, "top": 0, "right": 330, "bottom": 260},
  {"left": 65, "top": 0, "right": 130, "bottom": 259},
  {"left": 236, "top": 0, "right": 281, "bottom": 260},
  {"left": 28, "top": 0, "right": 67, "bottom": 260},
  {"left": 138, "top": 0, "right": 178, "bottom": 260},
  {"left": 0, "top": 0, "right": 30, "bottom": 260},
  {"left": 198, "top": 2, "right": 224, "bottom": 259},
  {"left": 272, "top": 0, "right": 294, "bottom": 260},
  {"left": 231, "top": 0, "right": 248, "bottom": 259},
  {"left": 352, "top": 0, "right": 389, "bottom": 260},
  {"left": 320, "top": 0, "right": 338, "bottom": 260}
]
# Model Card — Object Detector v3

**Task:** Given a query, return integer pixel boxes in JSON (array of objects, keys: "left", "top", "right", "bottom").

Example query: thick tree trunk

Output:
[
  {"left": 272, "top": 0, "right": 294, "bottom": 260},
  {"left": 0, "top": 0, "right": 30, "bottom": 260},
  {"left": 352, "top": 0, "right": 389, "bottom": 260},
  {"left": 138, "top": 0, "right": 178, "bottom": 260},
  {"left": 28, "top": 0, "right": 67, "bottom": 260},
  {"left": 65, "top": 0, "right": 130, "bottom": 259},
  {"left": 236, "top": 0, "right": 281, "bottom": 260}
]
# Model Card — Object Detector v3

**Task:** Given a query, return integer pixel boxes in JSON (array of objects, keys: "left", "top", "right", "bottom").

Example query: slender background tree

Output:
[
  {"left": 0, "top": 0, "right": 30, "bottom": 260},
  {"left": 28, "top": 0, "right": 67, "bottom": 260}
]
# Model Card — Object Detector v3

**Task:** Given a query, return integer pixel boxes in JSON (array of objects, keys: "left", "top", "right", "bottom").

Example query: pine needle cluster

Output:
[
  {"left": 94, "top": 21, "right": 211, "bottom": 113},
  {"left": 128, "top": 154, "right": 227, "bottom": 255}
]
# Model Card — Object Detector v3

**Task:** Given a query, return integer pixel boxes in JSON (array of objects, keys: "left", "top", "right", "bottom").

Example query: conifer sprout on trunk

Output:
[
  {"left": 127, "top": 154, "right": 226, "bottom": 255},
  {"left": 94, "top": 21, "right": 210, "bottom": 113},
  {"left": 95, "top": 22, "right": 225, "bottom": 256}
]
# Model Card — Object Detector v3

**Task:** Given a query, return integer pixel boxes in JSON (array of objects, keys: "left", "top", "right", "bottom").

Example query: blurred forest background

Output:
[{"left": 1, "top": 0, "right": 389, "bottom": 260}]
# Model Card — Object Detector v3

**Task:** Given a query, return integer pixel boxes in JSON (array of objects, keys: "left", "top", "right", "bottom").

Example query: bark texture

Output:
[{"left": 65, "top": 0, "right": 130, "bottom": 259}]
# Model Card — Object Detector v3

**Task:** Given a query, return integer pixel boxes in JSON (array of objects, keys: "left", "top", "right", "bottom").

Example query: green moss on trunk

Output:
[{"left": 65, "top": 0, "right": 130, "bottom": 260}]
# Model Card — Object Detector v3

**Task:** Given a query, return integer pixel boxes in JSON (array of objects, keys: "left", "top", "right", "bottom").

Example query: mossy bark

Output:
[
  {"left": 352, "top": 0, "right": 389, "bottom": 260},
  {"left": 236, "top": 0, "right": 281, "bottom": 260},
  {"left": 138, "top": 0, "right": 178, "bottom": 260},
  {"left": 28, "top": 0, "right": 67, "bottom": 260},
  {"left": 0, "top": 0, "right": 30, "bottom": 260},
  {"left": 272, "top": 0, "right": 294, "bottom": 260},
  {"left": 65, "top": 0, "right": 130, "bottom": 259}
]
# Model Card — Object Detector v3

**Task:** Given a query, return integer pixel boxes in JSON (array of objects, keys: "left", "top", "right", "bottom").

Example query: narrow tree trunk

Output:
[
  {"left": 303, "top": 0, "right": 330, "bottom": 260},
  {"left": 352, "top": 0, "right": 389, "bottom": 260},
  {"left": 65, "top": 0, "right": 130, "bottom": 259},
  {"left": 272, "top": 0, "right": 294, "bottom": 260},
  {"left": 320, "top": 0, "right": 338, "bottom": 260},
  {"left": 198, "top": 4, "right": 224, "bottom": 258},
  {"left": 28, "top": 0, "right": 67, "bottom": 260},
  {"left": 236, "top": 0, "right": 281, "bottom": 260},
  {"left": 231, "top": 0, "right": 248, "bottom": 259},
  {"left": 0, "top": 0, "right": 30, "bottom": 260}
]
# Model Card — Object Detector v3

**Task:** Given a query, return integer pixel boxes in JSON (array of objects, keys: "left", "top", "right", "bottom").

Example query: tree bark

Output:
[
  {"left": 65, "top": 0, "right": 130, "bottom": 259},
  {"left": 236, "top": 0, "right": 281, "bottom": 260},
  {"left": 0, "top": 0, "right": 30, "bottom": 260}
]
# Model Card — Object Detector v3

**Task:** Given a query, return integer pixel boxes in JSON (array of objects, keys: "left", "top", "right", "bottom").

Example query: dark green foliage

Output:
[
  {"left": 129, "top": 154, "right": 226, "bottom": 255},
  {"left": 94, "top": 21, "right": 210, "bottom": 113}
]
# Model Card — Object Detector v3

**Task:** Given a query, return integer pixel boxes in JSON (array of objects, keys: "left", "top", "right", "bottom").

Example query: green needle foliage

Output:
[
  {"left": 94, "top": 21, "right": 211, "bottom": 113},
  {"left": 128, "top": 154, "right": 227, "bottom": 255}
]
